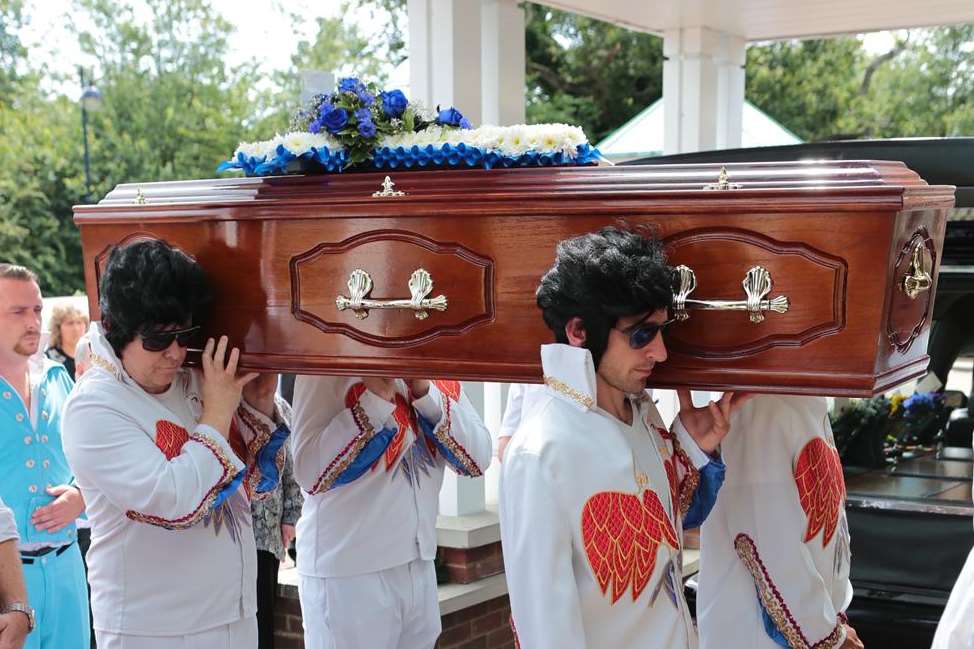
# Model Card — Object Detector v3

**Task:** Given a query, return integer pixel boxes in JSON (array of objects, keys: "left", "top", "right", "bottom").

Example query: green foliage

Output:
[
  {"left": 524, "top": 5, "right": 663, "bottom": 143},
  {"left": 746, "top": 26, "right": 974, "bottom": 141},
  {"left": 74, "top": 0, "right": 270, "bottom": 188},
  {"left": 1, "top": 0, "right": 972, "bottom": 299},
  {"left": 746, "top": 38, "right": 867, "bottom": 141},
  {"left": 0, "top": 89, "right": 86, "bottom": 294}
]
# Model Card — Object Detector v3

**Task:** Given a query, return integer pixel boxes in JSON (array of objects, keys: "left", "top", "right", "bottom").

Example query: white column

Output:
[
  {"left": 662, "top": 26, "right": 746, "bottom": 154},
  {"left": 408, "top": 0, "right": 483, "bottom": 125},
  {"left": 481, "top": 0, "right": 525, "bottom": 126}
]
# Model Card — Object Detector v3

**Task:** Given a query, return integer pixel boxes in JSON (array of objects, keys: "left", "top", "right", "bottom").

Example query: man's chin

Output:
[{"left": 14, "top": 342, "right": 39, "bottom": 357}]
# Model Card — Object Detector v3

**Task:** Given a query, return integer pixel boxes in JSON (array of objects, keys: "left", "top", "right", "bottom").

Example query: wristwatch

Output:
[{"left": 1, "top": 602, "right": 35, "bottom": 632}]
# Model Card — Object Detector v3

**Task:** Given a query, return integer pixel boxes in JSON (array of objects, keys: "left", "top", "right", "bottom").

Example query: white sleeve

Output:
[
  {"left": 497, "top": 383, "right": 527, "bottom": 440},
  {"left": 500, "top": 447, "right": 587, "bottom": 649},
  {"left": 729, "top": 397, "right": 848, "bottom": 649},
  {"left": 413, "top": 381, "right": 492, "bottom": 476},
  {"left": 62, "top": 396, "right": 245, "bottom": 530},
  {"left": 0, "top": 497, "right": 17, "bottom": 543},
  {"left": 289, "top": 375, "right": 395, "bottom": 495}
]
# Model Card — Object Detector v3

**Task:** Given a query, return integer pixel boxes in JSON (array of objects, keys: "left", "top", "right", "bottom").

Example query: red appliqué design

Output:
[
  {"left": 155, "top": 420, "right": 189, "bottom": 460},
  {"left": 654, "top": 424, "right": 699, "bottom": 516},
  {"left": 346, "top": 383, "right": 414, "bottom": 473},
  {"left": 581, "top": 489, "right": 679, "bottom": 604},
  {"left": 385, "top": 394, "right": 416, "bottom": 470},
  {"left": 795, "top": 437, "right": 846, "bottom": 547},
  {"left": 433, "top": 380, "right": 462, "bottom": 402}
]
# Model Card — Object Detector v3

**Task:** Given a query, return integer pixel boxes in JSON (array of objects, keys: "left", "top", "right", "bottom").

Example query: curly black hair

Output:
[
  {"left": 99, "top": 239, "right": 212, "bottom": 356},
  {"left": 536, "top": 225, "right": 672, "bottom": 368}
]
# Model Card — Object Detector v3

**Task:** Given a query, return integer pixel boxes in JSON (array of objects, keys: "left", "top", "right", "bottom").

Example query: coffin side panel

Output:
[
  {"left": 663, "top": 227, "right": 847, "bottom": 358},
  {"left": 75, "top": 200, "right": 946, "bottom": 395},
  {"left": 290, "top": 229, "right": 494, "bottom": 347}
]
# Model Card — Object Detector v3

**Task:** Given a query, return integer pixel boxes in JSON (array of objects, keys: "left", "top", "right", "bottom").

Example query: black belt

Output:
[{"left": 21, "top": 542, "right": 73, "bottom": 564}]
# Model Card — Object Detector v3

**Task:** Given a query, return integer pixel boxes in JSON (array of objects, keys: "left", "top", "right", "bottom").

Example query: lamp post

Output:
[{"left": 78, "top": 67, "right": 102, "bottom": 203}]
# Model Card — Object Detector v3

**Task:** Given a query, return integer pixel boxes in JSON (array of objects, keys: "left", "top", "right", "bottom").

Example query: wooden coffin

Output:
[{"left": 73, "top": 161, "right": 953, "bottom": 396}]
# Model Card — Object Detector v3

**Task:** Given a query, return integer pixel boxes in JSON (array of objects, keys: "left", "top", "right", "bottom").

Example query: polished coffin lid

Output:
[{"left": 74, "top": 161, "right": 955, "bottom": 395}]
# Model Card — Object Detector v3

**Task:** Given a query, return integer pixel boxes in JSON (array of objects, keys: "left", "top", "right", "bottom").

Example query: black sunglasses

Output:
[
  {"left": 140, "top": 325, "right": 200, "bottom": 352},
  {"left": 619, "top": 318, "right": 675, "bottom": 350}
]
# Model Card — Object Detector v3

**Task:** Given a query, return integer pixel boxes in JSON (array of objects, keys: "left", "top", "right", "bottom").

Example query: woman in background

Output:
[{"left": 45, "top": 304, "right": 89, "bottom": 381}]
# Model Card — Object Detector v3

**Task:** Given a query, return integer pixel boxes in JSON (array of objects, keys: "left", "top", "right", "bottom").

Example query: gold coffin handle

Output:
[
  {"left": 336, "top": 268, "right": 448, "bottom": 320},
  {"left": 901, "top": 242, "right": 932, "bottom": 300},
  {"left": 672, "top": 265, "right": 790, "bottom": 324}
]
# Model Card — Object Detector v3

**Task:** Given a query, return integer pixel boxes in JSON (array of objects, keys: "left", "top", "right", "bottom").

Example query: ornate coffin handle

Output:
[
  {"left": 900, "top": 242, "right": 932, "bottom": 300},
  {"left": 335, "top": 268, "right": 448, "bottom": 320},
  {"left": 671, "top": 265, "right": 790, "bottom": 324}
]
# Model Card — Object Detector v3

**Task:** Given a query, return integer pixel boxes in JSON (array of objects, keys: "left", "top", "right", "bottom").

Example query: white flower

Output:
[{"left": 281, "top": 132, "right": 318, "bottom": 156}]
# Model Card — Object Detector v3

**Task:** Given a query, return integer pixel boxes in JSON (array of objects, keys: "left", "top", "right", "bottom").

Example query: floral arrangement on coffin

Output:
[
  {"left": 219, "top": 76, "right": 601, "bottom": 176},
  {"left": 830, "top": 390, "right": 951, "bottom": 468}
]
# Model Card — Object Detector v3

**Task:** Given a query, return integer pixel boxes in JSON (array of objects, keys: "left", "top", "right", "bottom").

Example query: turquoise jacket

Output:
[{"left": 0, "top": 360, "right": 77, "bottom": 546}]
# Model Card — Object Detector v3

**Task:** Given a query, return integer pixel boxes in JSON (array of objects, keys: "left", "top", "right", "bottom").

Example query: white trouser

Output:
[
  {"left": 932, "top": 546, "right": 974, "bottom": 649},
  {"left": 299, "top": 557, "right": 441, "bottom": 649},
  {"left": 94, "top": 615, "right": 257, "bottom": 649}
]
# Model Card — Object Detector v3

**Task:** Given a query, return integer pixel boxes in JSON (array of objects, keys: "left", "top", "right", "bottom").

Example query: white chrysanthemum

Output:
[
  {"left": 281, "top": 132, "right": 319, "bottom": 155},
  {"left": 235, "top": 140, "right": 269, "bottom": 160}
]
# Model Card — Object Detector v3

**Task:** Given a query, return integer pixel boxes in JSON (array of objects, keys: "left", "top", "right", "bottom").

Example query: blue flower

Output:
[
  {"left": 319, "top": 105, "right": 348, "bottom": 134},
  {"left": 354, "top": 108, "right": 373, "bottom": 122},
  {"left": 436, "top": 107, "right": 467, "bottom": 128},
  {"left": 459, "top": 117, "right": 472, "bottom": 129},
  {"left": 357, "top": 90, "right": 375, "bottom": 106},
  {"left": 358, "top": 119, "right": 376, "bottom": 138},
  {"left": 308, "top": 119, "right": 323, "bottom": 134},
  {"left": 338, "top": 77, "right": 361, "bottom": 93},
  {"left": 381, "top": 89, "right": 408, "bottom": 118}
]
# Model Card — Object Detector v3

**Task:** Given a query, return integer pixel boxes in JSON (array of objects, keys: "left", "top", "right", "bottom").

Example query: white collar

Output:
[{"left": 540, "top": 343, "right": 597, "bottom": 412}]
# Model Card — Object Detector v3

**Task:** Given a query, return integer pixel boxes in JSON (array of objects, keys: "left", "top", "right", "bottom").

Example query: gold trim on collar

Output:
[
  {"left": 88, "top": 352, "right": 123, "bottom": 382},
  {"left": 543, "top": 375, "right": 595, "bottom": 410}
]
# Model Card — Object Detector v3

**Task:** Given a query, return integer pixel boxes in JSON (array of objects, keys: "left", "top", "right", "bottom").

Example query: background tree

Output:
[
  {"left": 0, "top": 0, "right": 87, "bottom": 293},
  {"left": 524, "top": 4, "right": 663, "bottom": 143},
  {"left": 745, "top": 38, "right": 868, "bottom": 141},
  {"left": 1, "top": 0, "right": 971, "bottom": 296}
]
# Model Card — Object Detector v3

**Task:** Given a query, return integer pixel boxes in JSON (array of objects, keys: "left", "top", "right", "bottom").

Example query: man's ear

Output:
[{"left": 564, "top": 317, "right": 587, "bottom": 347}]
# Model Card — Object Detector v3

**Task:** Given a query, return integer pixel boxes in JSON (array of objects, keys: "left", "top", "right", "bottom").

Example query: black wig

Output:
[
  {"left": 99, "top": 239, "right": 212, "bottom": 356},
  {"left": 535, "top": 225, "right": 672, "bottom": 368}
]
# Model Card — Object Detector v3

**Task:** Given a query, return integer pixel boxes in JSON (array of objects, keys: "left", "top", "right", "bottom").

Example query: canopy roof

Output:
[
  {"left": 596, "top": 98, "right": 801, "bottom": 161},
  {"left": 536, "top": 0, "right": 974, "bottom": 40}
]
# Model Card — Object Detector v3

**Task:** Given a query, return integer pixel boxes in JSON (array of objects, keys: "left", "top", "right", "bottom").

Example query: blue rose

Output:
[
  {"left": 357, "top": 90, "right": 375, "bottom": 106},
  {"left": 358, "top": 119, "right": 377, "bottom": 138},
  {"left": 381, "top": 89, "right": 408, "bottom": 118},
  {"left": 436, "top": 107, "right": 467, "bottom": 127},
  {"left": 308, "top": 119, "right": 323, "bottom": 134},
  {"left": 338, "top": 77, "right": 361, "bottom": 93},
  {"left": 354, "top": 108, "right": 373, "bottom": 122},
  {"left": 319, "top": 105, "right": 348, "bottom": 134},
  {"left": 459, "top": 117, "right": 472, "bottom": 129}
]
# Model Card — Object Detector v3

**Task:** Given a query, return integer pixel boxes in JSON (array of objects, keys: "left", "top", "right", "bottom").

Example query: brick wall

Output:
[
  {"left": 439, "top": 542, "right": 505, "bottom": 584},
  {"left": 274, "top": 585, "right": 305, "bottom": 648},
  {"left": 436, "top": 595, "right": 515, "bottom": 649}
]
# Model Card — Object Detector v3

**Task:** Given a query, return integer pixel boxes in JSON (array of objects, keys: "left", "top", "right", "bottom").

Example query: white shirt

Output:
[
  {"left": 500, "top": 344, "right": 714, "bottom": 649},
  {"left": 291, "top": 377, "right": 492, "bottom": 579},
  {"left": 0, "top": 497, "right": 16, "bottom": 544},
  {"left": 931, "top": 446, "right": 974, "bottom": 649},
  {"left": 62, "top": 324, "right": 283, "bottom": 636},
  {"left": 697, "top": 395, "right": 853, "bottom": 649},
  {"left": 497, "top": 383, "right": 545, "bottom": 442}
]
